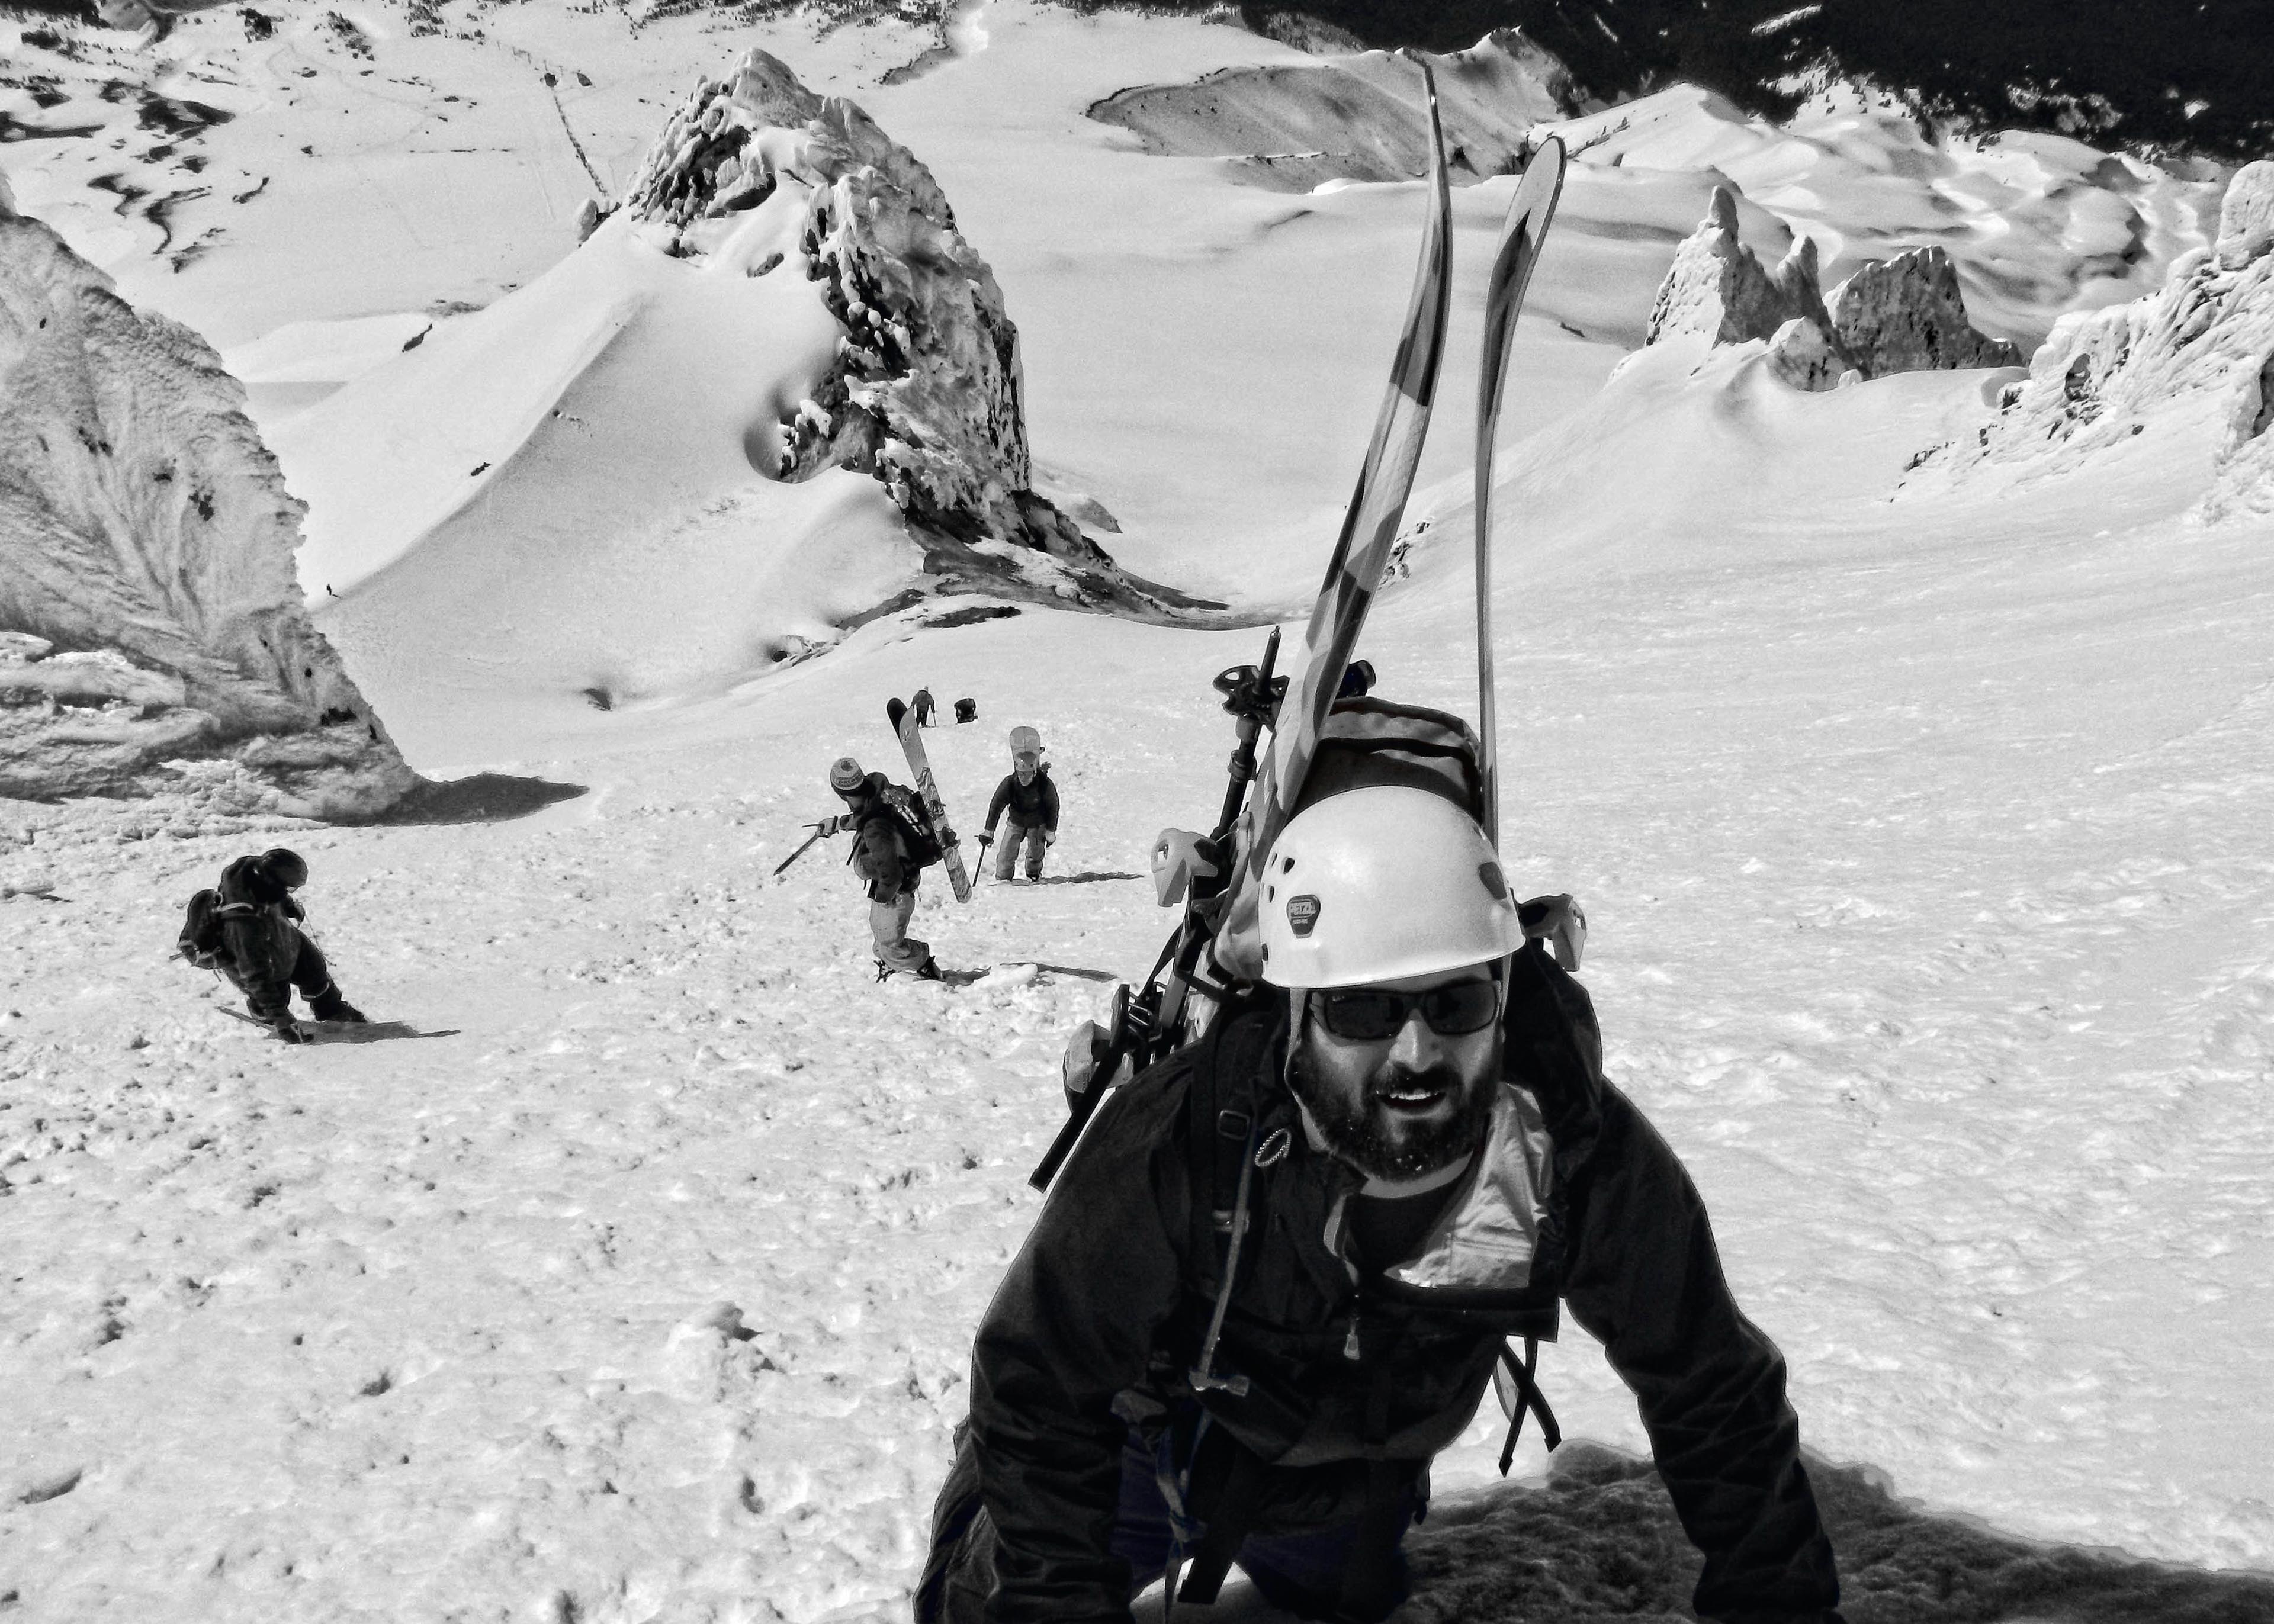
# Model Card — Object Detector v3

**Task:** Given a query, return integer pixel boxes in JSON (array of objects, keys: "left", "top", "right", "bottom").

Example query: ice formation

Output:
[
  {"left": 621, "top": 50, "right": 1103, "bottom": 567},
  {"left": 0, "top": 198, "right": 415, "bottom": 815},
  {"left": 1948, "top": 160, "right": 2274, "bottom": 521},
  {"left": 1647, "top": 186, "right": 2016, "bottom": 389}
]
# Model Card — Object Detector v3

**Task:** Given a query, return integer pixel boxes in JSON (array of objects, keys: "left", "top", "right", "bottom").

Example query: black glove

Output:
[{"left": 272, "top": 1020, "right": 312, "bottom": 1045}]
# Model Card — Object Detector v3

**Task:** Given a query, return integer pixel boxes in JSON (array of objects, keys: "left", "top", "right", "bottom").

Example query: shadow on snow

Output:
[{"left": 1141, "top": 1442, "right": 2274, "bottom": 1623}]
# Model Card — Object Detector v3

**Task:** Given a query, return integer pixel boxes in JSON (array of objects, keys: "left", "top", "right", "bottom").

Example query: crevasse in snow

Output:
[{"left": 0, "top": 197, "right": 415, "bottom": 815}]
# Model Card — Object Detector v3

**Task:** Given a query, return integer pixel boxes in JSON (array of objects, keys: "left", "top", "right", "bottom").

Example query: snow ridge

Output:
[{"left": 0, "top": 198, "right": 414, "bottom": 815}]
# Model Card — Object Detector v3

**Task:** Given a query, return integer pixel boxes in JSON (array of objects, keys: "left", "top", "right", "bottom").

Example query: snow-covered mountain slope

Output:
[
  {"left": 1088, "top": 31, "right": 1596, "bottom": 192},
  {"left": 5, "top": 3, "right": 2274, "bottom": 1620},
  {"left": 1107, "top": 0, "right": 2274, "bottom": 165},
  {"left": 0, "top": 197, "right": 413, "bottom": 814},
  {"left": 1916, "top": 160, "right": 2274, "bottom": 526}
]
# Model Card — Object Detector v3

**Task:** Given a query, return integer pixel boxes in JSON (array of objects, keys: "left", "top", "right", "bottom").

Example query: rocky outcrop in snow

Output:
[
  {"left": 1943, "top": 161, "right": 2274, "bottom": 522},
  {"left": 1646, "top": 188, "right": 1835, "bottom": 355},
  {"left": 0, "top": 200, "right": 415, "bottom": 815},
  {"left": 1647, "top": 186, "right": 2017, "bottom": 389},
  {"left": 1827, "top": 248, "right": 2024, "bottom": 376},
  {"left": 621, "top": 50, "right": 1103, "bottom": 569}
]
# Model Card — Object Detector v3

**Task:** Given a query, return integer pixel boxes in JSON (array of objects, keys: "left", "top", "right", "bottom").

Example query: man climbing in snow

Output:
[
  {"left": 913, "top": 687, "right": 937, "bottom": 728},
  {"left": 917, "top": 787, "right": 1842, "bottom": 1623},
  {"left": 979, "top": 727, "right": 1059, "bottom": 884},
  {"left": 181, "top": 848, "right": 367, "bottom": 1044},
  {"left": 821, "top": 755, "right": 945, "bottom": 982}
]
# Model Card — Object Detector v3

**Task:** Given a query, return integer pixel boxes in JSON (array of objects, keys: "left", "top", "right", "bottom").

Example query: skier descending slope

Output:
[
  {"left": 818, "top": 757, "right": 946, "bottom": 982},
  {"left": 916, "top": 788, "right": 1845, "bottom": 1622}
]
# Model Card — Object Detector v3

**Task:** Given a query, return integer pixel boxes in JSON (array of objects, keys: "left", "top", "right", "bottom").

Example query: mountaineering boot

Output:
[{"left": 309, "top": 985, "right": 367, "bottom": 1023}]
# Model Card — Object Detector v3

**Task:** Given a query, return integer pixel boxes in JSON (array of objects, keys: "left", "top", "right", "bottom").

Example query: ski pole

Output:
[{"left": 772, "top": 823, "right": 829, "bottom": 877}]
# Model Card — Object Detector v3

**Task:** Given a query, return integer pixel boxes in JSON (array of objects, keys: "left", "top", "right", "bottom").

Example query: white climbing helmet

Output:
[{"left": 1257, "top": 785, "right": 1523, "bottom": 989}]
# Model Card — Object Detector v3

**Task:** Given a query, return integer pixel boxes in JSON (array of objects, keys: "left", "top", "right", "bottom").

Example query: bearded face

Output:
[{"left": 1285, "top": 968, "right": 1503, "bottom": 1182}]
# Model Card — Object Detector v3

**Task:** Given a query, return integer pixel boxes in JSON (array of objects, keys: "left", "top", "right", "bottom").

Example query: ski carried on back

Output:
[
  {"left": 1473, "top": 136, "right": 1567, "bottom": 845},
  {"left": 887, "top": 696, "right": 974, "bottom": 902},
  {"left": 1033, "top": 57, "right": 1480, "bottom": 1190},
  {"left": 1208, "top": 57, "right": 1462, "bottom": 984}
]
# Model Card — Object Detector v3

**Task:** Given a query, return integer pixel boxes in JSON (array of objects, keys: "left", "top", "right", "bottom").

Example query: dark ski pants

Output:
[
  {"left": 916, "top": 1423, "right": 1415, "bottom": 1623},
  {"left": 227, "top": 930, "right": 343, "bottom": 1020},
  {"left": 991, "top": 822, "right": 1046, "bottom": 882}
]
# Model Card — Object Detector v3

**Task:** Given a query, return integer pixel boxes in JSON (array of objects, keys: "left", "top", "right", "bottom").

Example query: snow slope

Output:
[{"left": 5, "top": 2, "right": 2273, "bottom": 1620}]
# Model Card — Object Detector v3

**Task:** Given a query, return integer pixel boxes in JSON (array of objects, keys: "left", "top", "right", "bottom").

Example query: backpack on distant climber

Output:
[{"left": 177, "top": 889, "right": 228, "bottom": 970}]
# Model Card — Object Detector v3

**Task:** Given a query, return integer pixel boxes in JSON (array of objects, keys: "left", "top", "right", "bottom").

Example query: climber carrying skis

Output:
[
  {"left": 178, "top": 848, "right": 368, "bottom": 1044},
  {"left": 821, "top": 755, "right": 946, "bottom": 982},
  {"left": 979, "top": 726, "right": 1058, "bottom": 883},
  {"left": 916, "top": 786, "right": 1843, "bottom": 1623}
]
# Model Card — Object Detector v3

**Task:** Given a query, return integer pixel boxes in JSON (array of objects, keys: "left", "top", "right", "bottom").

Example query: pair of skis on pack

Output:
[
  {"left": 773, "top": 699, "right": 976, "bottom": 899},
  {"left": 1033, "top": 64, "right": 1568, "bottom": 1191}
]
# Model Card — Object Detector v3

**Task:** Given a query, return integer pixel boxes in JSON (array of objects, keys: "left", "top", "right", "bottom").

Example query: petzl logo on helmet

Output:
[
  {"left": 1478, "top": 862, "right": 1508, "bottom": 900},
  {"left": 1286, "top": 894, "right": 1321, "bottom": 938}
]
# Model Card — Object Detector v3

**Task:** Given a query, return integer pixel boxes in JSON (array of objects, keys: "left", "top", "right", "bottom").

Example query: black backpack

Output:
[
  {"left": 178, "top": 889, "right": 227, "bottom": 970},
  {"left": 879, "top": 784, "right": 945, "bottom": 868}
]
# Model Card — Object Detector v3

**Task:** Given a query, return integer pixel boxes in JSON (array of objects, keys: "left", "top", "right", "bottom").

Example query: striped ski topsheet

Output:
[
  {"left": 1212, "top": 59, "right": 1455, "bottom": 984},
  {"left": 1472, "top": 137, "right": 1568, "bottom": 847}
]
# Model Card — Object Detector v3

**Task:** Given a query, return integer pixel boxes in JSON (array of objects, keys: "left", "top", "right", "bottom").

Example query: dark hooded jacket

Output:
[
  {"left": 965, "top": 944, "right": 1839, "bottom": 1622},
  {"left": 984, "top": 767, "right": 1059, "bottom": 835},
  {"left": 216, "top": 854, "right": 307, "bottom": 1022}
]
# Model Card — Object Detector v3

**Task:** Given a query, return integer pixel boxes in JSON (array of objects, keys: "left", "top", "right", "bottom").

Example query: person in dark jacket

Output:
[
  {"left": 981, "top": 728, "right": 1058, "bottom": 883},
  {"left": 208, "top": 848, "right": 366, "bottom": 1043},
  {"left": 917, "top": 786, "right": 1841, "bottom": 1624},
  {"left": 823, "top": 756, "right": 943, "bottom": 981},
  {"left": 913, "top": 688, "right": 937, "bottom": 728}
]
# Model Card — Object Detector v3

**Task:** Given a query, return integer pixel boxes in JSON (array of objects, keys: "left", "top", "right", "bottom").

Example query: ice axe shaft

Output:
[{"left": 771, "top": 825, "right": 828, "bottom": 876}]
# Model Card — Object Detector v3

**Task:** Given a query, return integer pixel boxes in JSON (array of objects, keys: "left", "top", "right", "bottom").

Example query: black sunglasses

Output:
[{"left": 1313, "top": 981, "right": 1501, "bottom": 1042}]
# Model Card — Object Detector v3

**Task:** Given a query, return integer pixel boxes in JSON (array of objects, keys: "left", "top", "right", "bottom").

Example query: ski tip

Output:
[{"left": 886, "top": 698, "right": 908, "bottom": 726}]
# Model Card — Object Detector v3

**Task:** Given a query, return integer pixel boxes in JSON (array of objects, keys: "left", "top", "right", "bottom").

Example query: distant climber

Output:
[
  {"left": 177, "top": 848, "right": 367, "bottom": 1043},
  {"left": 913, "top": 687, "right": 937, "bottom": 728},
  {"left": 980, "top": 726, "right": 1059, "bottom": 883},
  {"left": 820, "top": 756, "right": 946, "bottom": 981}
]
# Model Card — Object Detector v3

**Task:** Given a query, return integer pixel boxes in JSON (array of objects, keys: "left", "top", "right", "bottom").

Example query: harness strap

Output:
[
  {"left": 1495, "top": 1336, "right": 1562, "bottom": 1475},
  {"left": 1174, "top": 1430, "right": 1268, "bottom": 1606}
]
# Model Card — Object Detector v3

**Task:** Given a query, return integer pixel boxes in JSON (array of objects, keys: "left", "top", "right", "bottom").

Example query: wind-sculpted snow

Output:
[
  {"left": 624, "top": 50, "right": 1112, "bottom": 571},
  {"left": 1930, "top": 161, "right": 2274, "bottom": 523},
  {"left": 0, "top": 201, "right": 413, "bottom": 816},
  {"left": 1647, "top": 185, "right": 2020, "bottom": 390},
  {"left": 1086, "top": 33, "right": 1595, "bottom": 192}
]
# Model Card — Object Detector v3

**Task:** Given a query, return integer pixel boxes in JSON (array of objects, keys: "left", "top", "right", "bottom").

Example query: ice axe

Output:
[
  {"left": 771, "top": 822, "right": 831, "bottom": 877},
  {"left": 972, "top": 833, "right": 994, "bottom": 892}
]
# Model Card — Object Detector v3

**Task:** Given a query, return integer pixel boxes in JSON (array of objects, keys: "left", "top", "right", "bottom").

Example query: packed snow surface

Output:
[{"left": 4, "top": 2, "right": 2272, "bottom": 1620}]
